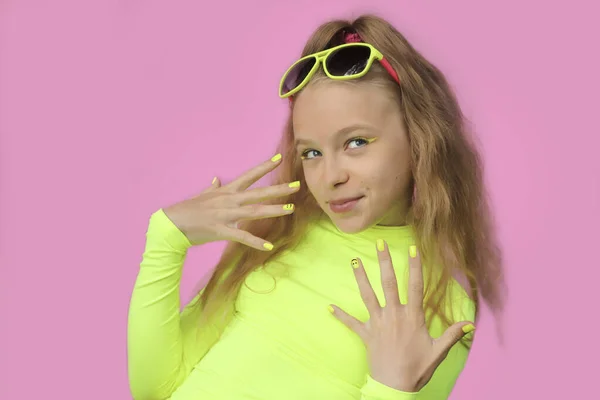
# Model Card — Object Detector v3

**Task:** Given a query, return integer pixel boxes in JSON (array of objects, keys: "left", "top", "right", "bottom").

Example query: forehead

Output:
[{"left": 292, "top": 82, "right": 396, "bottom": 140}]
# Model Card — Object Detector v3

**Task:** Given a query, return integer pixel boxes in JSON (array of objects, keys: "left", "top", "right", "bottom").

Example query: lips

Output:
[
  {"left": 329, "top": 196, "right": 363, "bottom": 206},
  {"left": 328, "top": 196, "right": 364, "bottom": 213}
]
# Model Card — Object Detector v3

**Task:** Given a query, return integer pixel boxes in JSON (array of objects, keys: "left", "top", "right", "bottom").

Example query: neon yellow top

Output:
[{"left": 127, "top": 208, "right": 475, "bottom": 399}]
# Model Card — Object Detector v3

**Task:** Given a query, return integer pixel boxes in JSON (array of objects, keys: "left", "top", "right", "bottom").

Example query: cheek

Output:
[
  {"left": 362, "top": 158, "right": 391, "bottom": 185},
  {"left": 301, "top": 166, "right": 321, "bottom": 198},
  {"left": 368, "top": 158, "right": 410, "bottom": 195}
]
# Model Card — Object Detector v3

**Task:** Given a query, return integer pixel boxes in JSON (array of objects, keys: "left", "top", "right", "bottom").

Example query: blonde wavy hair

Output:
[{"left": 192, "top": 14, "right": 506, "bottom": 351}]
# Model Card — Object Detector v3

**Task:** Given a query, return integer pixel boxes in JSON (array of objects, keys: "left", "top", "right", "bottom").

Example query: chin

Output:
[{"left": 327, "top": 213, "right": 373, "bottom": 234}]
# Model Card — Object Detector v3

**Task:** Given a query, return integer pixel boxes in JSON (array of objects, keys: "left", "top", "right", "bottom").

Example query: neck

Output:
[{"left": 375, "top": 197, "right": 411, "bottom": 226}]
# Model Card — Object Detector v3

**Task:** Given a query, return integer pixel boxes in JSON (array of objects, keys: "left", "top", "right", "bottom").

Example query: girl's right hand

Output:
[{"left": 162, "top": 154, "right": 299, "bottom": 251}]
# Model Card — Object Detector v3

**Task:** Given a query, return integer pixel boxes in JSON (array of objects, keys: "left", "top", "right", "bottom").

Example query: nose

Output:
[{"left": 322, "top": 155, "right": 349, "bottom": 188}]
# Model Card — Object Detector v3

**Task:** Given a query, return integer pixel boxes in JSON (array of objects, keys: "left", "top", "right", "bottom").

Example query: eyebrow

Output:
[{"left": 294, "top": 123, "right": 375, "bottom": 147}]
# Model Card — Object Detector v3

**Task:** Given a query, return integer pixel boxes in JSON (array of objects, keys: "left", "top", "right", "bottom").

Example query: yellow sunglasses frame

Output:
[{"left": 278, "top": 43, "right": 386, "bottom": 99}]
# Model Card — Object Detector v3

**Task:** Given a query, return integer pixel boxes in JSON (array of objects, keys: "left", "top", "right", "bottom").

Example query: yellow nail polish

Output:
[
  {"left": 351, "top": 258, "right": 359, "bottom": 269},
  {"left": 288, "top": 181, "right": 300, "bottom": 188},
  {"left": 409, "top": 245, "right": 417, "bottom": 258},
  {"left": 376, "top": 239, "right": 385, "bottom": 252},
  {"left": 283, "top": 203, "right": 294, "bottom": 211},
  {"left": 462, "top": 324, "right": 475, "bottom": 334},
  {"left": 263, "top": 242, "right": 274, "bottom": 251},
  {"left": 271, "top": 153, "right": 282, "bottom": 162},
  {"left": 328, "top": 305, "right": 335, "bottom": 313},
  {"left": 211, "top": 176, "right": 217, "bottom": 185}
]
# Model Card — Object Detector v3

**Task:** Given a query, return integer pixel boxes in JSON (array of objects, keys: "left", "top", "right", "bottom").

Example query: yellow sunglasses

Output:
[{"left": 278, "top": 42, "right": 400, "bottom": 99}]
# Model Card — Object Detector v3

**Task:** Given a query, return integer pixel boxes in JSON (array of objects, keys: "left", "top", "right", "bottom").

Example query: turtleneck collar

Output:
[{"left": 311, "top": 215, "right": 415, "bottom": 248}]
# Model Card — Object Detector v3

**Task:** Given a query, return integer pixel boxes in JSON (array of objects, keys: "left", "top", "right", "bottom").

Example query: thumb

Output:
[
  {"left": 435, "top": 322, "right": 476, "bottom": 354},
  {"left": 328, "top": 305, "right": 367, "bottom": 340},
  {"left": 203, "top": 176, "right": 221, "bottom": 193},
  {"left": 195, "top": 176, "right": 222, "bottom": 198}
]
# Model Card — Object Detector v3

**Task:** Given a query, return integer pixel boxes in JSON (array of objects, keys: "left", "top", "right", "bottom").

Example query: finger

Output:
[
  {"left": 225, "top": 153, "right": 284, "bottom": 192},
  {"left": 376, "top": 239, "right": 401, "bottom": 309},
  {"left": 220, "top": 226, "right": 275, "bottom": 252},
  {"left": 230, "top": 203, "right": 295, "bottom": 221},
  {"left": 434, "top": 322, "right": 475, "bottom": 357},
  {"left": 234, "top": 181, "right": 301, "bottom": 206},
  {"left": 351, "top": 257, "right": 381, "bottom": 315},
  {"left": 196, "top": 176, "right": 222, "bottom": 197},
  {"left": 407, "top": 245, "right": 424, "bottom": 313},
  {"left": 328, "top": 304, "right": 367, "bottom": 338}
]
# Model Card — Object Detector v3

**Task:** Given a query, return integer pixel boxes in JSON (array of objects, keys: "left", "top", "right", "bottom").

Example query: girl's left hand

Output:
[{"left": 329, "top": 240, "right": 475, "bottom": 393}]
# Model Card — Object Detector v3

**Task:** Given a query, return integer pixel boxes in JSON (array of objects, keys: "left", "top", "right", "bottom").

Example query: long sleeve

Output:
[
  {"left": 360, "top": 375, "right": 418, "bottom": 399},
  {"left": 127, "top": 209, "right": 222, "bottom": 400}
]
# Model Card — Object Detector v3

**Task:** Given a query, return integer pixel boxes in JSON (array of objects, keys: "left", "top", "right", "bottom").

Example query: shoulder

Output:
[{"left": 446, "top": 268, "right": 477, "bottom": 322}]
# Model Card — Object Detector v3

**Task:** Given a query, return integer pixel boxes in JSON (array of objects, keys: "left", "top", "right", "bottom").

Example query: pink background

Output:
[{"left": 1, "top": 0, "right": 598, "bottom": 398}]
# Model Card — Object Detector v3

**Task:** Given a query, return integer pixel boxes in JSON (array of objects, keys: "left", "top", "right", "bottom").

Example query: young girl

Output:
[{"left": 127, "top": 14, "right": 505, "bottom": 400}]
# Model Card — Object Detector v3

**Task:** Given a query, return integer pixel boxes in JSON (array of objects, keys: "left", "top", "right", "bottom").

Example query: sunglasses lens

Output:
[
  {"left": 281, "top": 57, "right": 317, "bottom": 96},
  {"left": 325, "top": 45, "right": 371, "bottom": 76}
]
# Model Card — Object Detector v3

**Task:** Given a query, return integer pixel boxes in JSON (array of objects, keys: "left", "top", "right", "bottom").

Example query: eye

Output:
[
  {"left": 300, "top": 137, "right": 375, "bottom": 160},
  {"left": 301, "top": 149, "right": 321, "bottom": 160},
  {"left": 346, "top": 137, "right": 370, "bottom": 149}
]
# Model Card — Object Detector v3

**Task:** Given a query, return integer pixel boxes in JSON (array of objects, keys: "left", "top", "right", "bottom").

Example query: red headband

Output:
[{"left": 344, "top": 32, "right": 362, "bottom": 43}]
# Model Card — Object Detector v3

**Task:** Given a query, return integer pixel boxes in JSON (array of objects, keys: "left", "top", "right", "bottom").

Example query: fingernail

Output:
[
  {"left": 327, "top": 305, "right": 335, "bottom": 313},
  {"left": 271, "top": 153, "right": 282, "bottom": 162},
  {"left": 409, "top": 245, "right": 417, "bottom": 258},
  {"left": 263, "top": 242, "right": 274, "bottom": 251},
  {"left": 283, "top": 203, "right": 294, "bottom": 211},
  {"left": 351, "top": 258, "right": 359, "bottom": 269},
  {"left": 288, "top": 181, "right": 300, "bottom": 188},
  {"left": 462, "top": 324, "right": 475, "bottom": 334},
  {"left": 211, "top": 176, "right": 217, "bottom": 185},
  {"left": 376, "top": 239, "right": 385, "bottom": 252}
]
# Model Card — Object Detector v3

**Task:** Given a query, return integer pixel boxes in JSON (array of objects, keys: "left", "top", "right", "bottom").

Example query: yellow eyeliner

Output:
[{"left": 348, "top": 136, "right": 378, "bottom": 147}]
